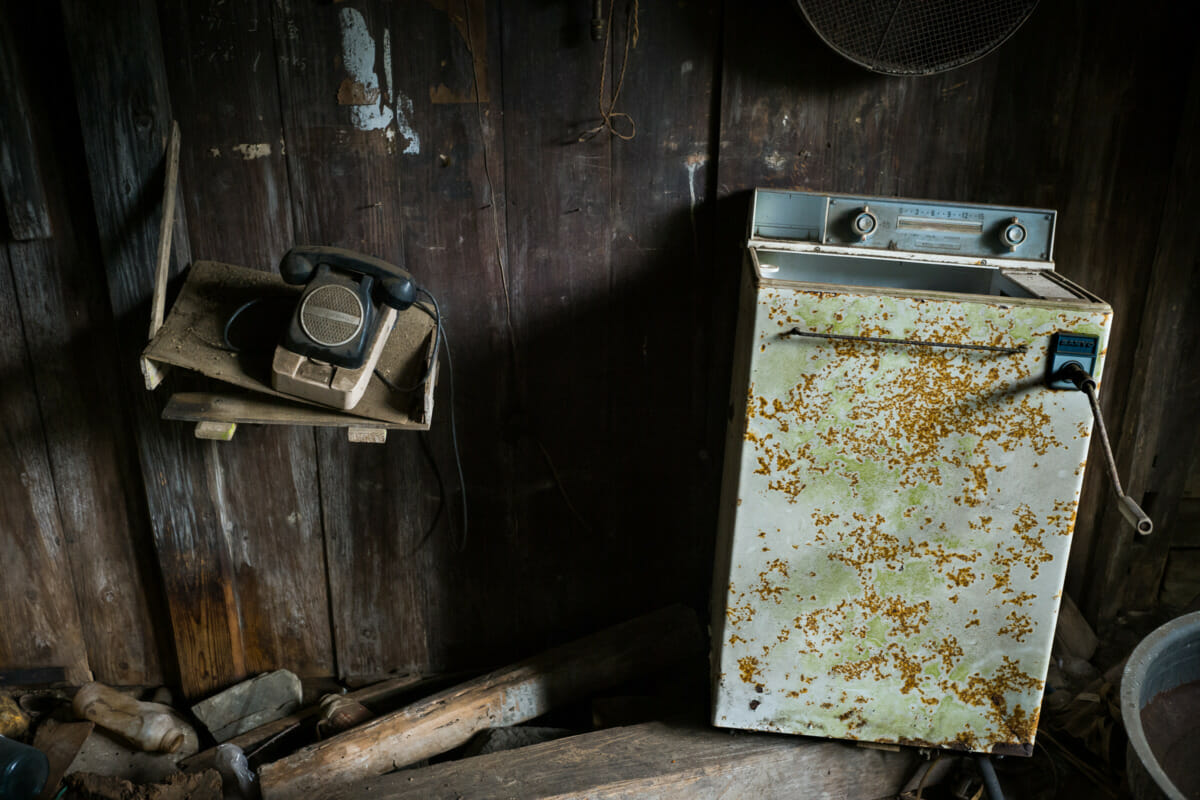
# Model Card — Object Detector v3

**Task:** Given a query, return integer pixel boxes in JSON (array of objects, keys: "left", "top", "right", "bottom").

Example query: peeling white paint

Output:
[
  {"left": 208, "top": 147, "right": 221, "bottom": 157},
  {"left": 681, "top": 60, "right": 694, "bottom": 76},
  {"left": 395, "top": 91, "right": 420, "bottom": 154},
  {"left": 338, "top": 8, "right": 394, "bottom": 133},
  {"left": 232, "top": 143, "right": 272, "bottom": 159}
]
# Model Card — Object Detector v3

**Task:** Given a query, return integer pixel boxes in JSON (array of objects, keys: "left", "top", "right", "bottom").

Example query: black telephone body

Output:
[{"left": 272, "top": 246, "right": 416, "bottom": 410}]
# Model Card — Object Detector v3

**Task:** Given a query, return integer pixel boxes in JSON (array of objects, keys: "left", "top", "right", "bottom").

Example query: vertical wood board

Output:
[
  {"left": 0, "top": 247, "right": 91, "bottom": 685},
  {"left": 4, "top": 0, "right": 166, "bottom": 686},
  {"left": 158, "top": 0, "right": 334, "bottom": 681}
]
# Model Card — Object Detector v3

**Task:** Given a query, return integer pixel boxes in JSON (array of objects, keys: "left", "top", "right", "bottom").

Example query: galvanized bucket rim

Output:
[{"left": 1120, "top": 610, "right": 1200, "bottom": 800}]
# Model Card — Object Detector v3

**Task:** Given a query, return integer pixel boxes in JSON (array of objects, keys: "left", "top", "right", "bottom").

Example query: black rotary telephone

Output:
[
  {"left": 278, "top": 246, "right": 416, "bottom": 368},
  {"left": 270, "top": 246, "right": 418, "bottom": 410}
]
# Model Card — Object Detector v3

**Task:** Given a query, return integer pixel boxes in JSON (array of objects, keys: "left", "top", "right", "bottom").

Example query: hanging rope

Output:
[{"left": 579, "top": 0, "right": 639, "bottom": 142}]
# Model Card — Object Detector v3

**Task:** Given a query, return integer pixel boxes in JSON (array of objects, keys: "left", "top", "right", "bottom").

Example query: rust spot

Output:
[{"left": 738, "top": 656, "right": 762, "bottom": 684}]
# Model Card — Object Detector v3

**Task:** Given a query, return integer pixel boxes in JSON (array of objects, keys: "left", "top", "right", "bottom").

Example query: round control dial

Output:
[
  {"left": 852, "top": 207, "right": 877, "bottom": 240},
  {"left": 1001, "top": 218, "right": 1027, "bottom": 250}
]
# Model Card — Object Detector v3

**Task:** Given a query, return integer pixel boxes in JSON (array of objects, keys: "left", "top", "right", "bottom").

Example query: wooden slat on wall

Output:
[
  {"left": 606, "top": 0, "right": 721, "bottom": 616},
  {"left": 59, "top": 0, "right": 238, "bottom": 698},
  {"left": 387, "top": 0, "right": 514, "bottom": 669},
  {"left": 270, "top": 0, "right": 439, "bottom": 679},
  {"left": 3, "top": 0, "right": 165, "bottom": 686},
  {"left": 0, "top": 246, "right": 91, "bottom": 685},
  {"left": 980, "top": 2, "right": 1192, "bottom": 619},
  {"left": 495, "top": 0, "right": 620, "bottom": 647},
  {"left": 157, "top": 0, "right": 334, "bottom": 682},
  {"left": 1089, "top": 47, "right": 1200, "bottom": 619}
]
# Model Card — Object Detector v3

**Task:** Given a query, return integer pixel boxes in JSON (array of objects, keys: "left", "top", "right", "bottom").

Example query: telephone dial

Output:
[{"left": 271, "top": 246, "right": 417, "bottom": 410}]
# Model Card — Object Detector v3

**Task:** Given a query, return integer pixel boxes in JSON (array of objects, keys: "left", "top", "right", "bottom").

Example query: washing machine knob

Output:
[
  {"left": 852, "top": 207, "right": 877, "bottom": 240},
  {"left": 1001, "top": 218, "right": 1027, "bottom": 250}
]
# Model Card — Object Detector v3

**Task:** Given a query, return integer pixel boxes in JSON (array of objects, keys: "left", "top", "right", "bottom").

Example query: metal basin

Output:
[{"left": 1121, "top": 611, "right": 1200, "bottom": 800}]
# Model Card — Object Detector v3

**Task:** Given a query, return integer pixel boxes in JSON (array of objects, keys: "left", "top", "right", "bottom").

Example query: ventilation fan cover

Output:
[{"left": 797, "top": 0, "right": 1039, "bottom": 76}]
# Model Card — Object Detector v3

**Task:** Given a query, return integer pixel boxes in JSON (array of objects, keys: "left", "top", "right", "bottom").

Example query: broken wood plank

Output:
[
  {"left": 181, "top": 673, "right": 422, "bottom": 773},
  {"left": 34, "top": 720, "right": 94, "bottom": 800},
  {"left": 322, "top": 721, "right": 917, "bottom": 800},
  {"left": 347, "top": 427, "right": 387, "bottom": 444},
  {"left": 259, "top": 605, "right": 703, "bottom": 799},
  {"left": 1053, "top": 593, "right": 1098, "bottom": 662}
]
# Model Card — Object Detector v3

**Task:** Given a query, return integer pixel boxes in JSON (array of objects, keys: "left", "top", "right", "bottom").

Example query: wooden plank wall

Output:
[{"left": 0, "top": 0, "right": 1196, "bottom": 695}]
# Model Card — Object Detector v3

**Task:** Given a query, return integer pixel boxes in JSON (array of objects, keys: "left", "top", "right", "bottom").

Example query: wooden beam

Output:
[
  {"left": 259, "top": 605, "right": 703, "bottom": 799},
  {"left": 181, "top": 673, "right": 423, "bottom": 773},
  {"left": 321, "top": 721, "right": 917, "bottom": 800}
]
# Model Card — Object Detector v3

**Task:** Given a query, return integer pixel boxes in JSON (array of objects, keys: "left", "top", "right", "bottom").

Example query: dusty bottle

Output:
[
  {"left": 0, "top": 734, "right": 48, "bottom": 800},
  {"left": 72, "top": 682, "right": 194, "bottom": 754}
]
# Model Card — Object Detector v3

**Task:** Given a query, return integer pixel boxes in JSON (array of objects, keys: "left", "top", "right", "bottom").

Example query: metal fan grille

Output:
[
  {"left": 300, "top": 285, "right": 364, "bottom": 347},
  {"left": 799, "top": 0, "right": 1039, "bottom": 76}
]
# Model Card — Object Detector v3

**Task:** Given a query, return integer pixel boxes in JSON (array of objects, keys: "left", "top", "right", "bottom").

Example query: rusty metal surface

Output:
[{"left": 712, "top": 260, "right": 1111, "bottom": 753}]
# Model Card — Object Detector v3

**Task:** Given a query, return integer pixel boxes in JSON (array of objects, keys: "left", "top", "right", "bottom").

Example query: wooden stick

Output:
[
  {"left": 181, "top": 673, "right": 423, "bottom": 772},
  {"left": 259, "top": 605, "right": 703, "bottom": 799},
  {"left": 141, "top": 119, "right": 180, "bottom": 390},
  {"left": 149, "top": 119, "right": 180, "bottom": 341},
  {"left": 319, "top": 721, "right": 917, "bottom": 800}
]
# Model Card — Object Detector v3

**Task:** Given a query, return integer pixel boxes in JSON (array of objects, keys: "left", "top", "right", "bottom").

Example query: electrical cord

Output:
[
  {"left": 374, "top": 286, "right": 468, "bottom": 551},
  {"left": 221, "top": 298, "right": 266, "bottom": 352},
  {"left": 221, "top": 283, "right": 467, "bottom": 550}
]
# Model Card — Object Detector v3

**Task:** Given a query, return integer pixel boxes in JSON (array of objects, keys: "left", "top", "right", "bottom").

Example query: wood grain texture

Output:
[
  {"left": 0, "top": 8, "right": 52, "bottom": 240},
  {"left": 3, "top": 0, "right": 167, "bottom": 686},
  {"left": 181, "top": 672, "right": 422, "bottom": 772},
  {"left": 59, "top": 0, "right": 257, "bottom": 697},
  {"left": 259, "top": 605, "right": 703, "bottom": 800},
  {"left": 606, "top": 0, "right": 721, "bottom": 619},
  {"left": 158, "top": 0, "right": 337, "bottom": 683},
  {"left": 387, "top": 0, "right": 516, "bottom": 672},
  {"left": 494, "top": 0, "right": 619, "bottom": 654},
  {"left": 0, "top": 246, "right": 91, "bottom": 685},
  {"left": 269, "top": 0, "right": 441, "bottom": 680},
  {"left": 322, "top": 721, "right": 917, "bottom": 800},
  {"left": 1086, "top": 47, "right": 1200, "bottom": 620}
]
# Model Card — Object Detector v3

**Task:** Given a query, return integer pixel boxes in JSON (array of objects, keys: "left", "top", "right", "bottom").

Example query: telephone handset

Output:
[{"left": 272, "top": 246, "right": 416, "bottom": 410}]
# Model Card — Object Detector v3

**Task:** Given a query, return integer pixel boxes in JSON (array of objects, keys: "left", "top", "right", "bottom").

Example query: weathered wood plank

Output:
[
  {"left": 158, "top": 0, "right": 340, "bottom": 683},
  {"left": 324, "top": 721, "right": 917, "bottom": 800},
  {"left": 3, "top": 0, "right": 167, "bottom": 686},
  {"left": 387, "top": 0, "right": 516, "bottom": 671},
  {"left": 607, "top": 0, "right": 721, "bottom": 617},
  {"left": 58, "top": 0, "right": 255, "bottom": 698},
  {"left": 0, "top": 246, "right": 91, "bottom": 685},
  {"left": 181, "top": 672, "right": 423, "bottom": 773},
  {"left": 259, "top": 605, "right": 703, "bottom": 799},
  {"left": 269, "top": 0, "right": 440, "bottom": 680},
  {"left": 1087, "top": 46, "right": 1200, "bottom": 620},
  {"left": 493, "top": 0, "right": 618, "bottom": 649},
  {"left": 163, "top": 392, "right": 403, "bottom": 430},
  {"left": 157, "top": 0, "right": 294, "bottom": 272},
  {"left": 0, "top": 8, "right": 52, "bottom": 240}
]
